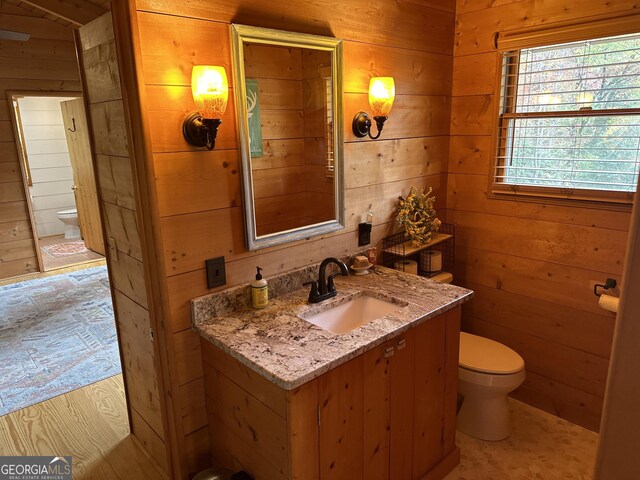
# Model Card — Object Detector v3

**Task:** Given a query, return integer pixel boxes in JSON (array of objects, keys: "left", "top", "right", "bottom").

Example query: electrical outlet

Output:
[{"left": 205, "top": 256, "right": 226, "bottom": 289}]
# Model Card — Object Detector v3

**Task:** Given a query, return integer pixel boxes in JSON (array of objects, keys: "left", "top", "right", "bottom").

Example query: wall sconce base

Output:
[
  {"left": 352, "top": 111, "right": 387, "bottom": 140},
  {"left": 352, "top": 111, "right": 372, "bottom": 138},
  {"left": 183, "top": 113, "right": 222, "bottom": 150}
]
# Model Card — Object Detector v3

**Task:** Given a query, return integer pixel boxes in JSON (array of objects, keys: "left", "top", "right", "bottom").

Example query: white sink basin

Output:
[{"left": 300, "top": 294, "right": 406, "bottom": 334}]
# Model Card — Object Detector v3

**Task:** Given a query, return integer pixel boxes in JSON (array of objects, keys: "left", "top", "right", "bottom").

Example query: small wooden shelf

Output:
[
  {"left": 382, "top": 225, "right": 455, "bottom": 277},
  {"left": 382, "top": 232, "right": 453, "bottom": 257}
]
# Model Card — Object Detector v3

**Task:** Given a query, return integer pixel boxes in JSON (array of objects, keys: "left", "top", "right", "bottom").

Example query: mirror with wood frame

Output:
[{"left": 231, "top": 24, "right": 344, "bottom": 251}]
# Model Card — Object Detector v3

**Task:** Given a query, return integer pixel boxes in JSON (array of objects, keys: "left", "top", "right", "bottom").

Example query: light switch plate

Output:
[
  {"left": 205, "top": 257, "right": 226, "bottom": 289},
  {"left": 358, "top": 223, "right": 372, "bottom": 246}
]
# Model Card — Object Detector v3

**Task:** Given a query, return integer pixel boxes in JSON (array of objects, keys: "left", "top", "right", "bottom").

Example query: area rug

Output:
[
  {"left": 42, "top": 240, "right": 90, "bottom": 257},
  {"left": 0, "top": 265, "right": 121, "bottom": 416}
]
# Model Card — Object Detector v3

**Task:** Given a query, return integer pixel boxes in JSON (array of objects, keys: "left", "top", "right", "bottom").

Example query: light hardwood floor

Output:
[{"left": 0, "top": 374, "right": 167, "bottom": 480}]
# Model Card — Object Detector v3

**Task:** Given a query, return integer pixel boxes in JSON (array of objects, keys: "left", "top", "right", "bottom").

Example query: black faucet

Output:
[{"left": 303, "top": 257, "right": 349, "bottom": 303}]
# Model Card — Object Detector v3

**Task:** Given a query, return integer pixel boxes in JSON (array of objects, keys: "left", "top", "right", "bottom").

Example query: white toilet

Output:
[
  {"left": 57, "top": 208, "right": 81, "bottom": 239},
  {"left": 457, "top": 332, "right": 526, "bottom": 441},
  {"left": 430, "top": 273, "right": 526, "bottom": 440}
]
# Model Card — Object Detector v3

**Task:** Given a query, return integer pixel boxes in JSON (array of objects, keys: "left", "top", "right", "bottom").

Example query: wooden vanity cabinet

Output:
[{"left": 200, "top": 306, "right": 461, "bottom": 480}]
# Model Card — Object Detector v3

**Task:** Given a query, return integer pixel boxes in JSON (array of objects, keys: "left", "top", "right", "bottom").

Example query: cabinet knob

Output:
[
  {"left": 384, "top": 346, "right": 395, "bottom": 358},
  {"left": 397, "top": 338, "right": 406, "bottom": 350}
]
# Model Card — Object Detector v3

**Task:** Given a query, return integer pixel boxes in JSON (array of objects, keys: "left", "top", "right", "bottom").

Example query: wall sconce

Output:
[
  {"left": 183, "top": 65, "right": 229, "bottom": 150},
  {"left": 352, "top": 77, "right": 395, "bottom": 139}
]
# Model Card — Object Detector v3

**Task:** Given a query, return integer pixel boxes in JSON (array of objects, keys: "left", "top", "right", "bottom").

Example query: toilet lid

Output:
[{"left": 459, "top": 332, "right": 524, "bottom": 375}]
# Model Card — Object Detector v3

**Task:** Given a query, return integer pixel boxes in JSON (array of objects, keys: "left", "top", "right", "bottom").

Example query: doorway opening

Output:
[
  {"left": 9, "top": 92, "right": 105, "bottom": 273},
  {"left": 1, "top": 92, "right": 120, "bottom": 416}
]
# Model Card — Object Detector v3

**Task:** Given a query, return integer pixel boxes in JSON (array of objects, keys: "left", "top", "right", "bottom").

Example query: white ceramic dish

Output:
[{"left": 350, "top": 263, "right": 373, "bottom": 275}]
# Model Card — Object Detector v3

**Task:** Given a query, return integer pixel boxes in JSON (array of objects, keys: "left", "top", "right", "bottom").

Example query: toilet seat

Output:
[
  {"left": 459, "top": 365, "right": 526, "bottom": 388},
  {"left": 459, "top": 332, "right": 524, "bottom": 375}
]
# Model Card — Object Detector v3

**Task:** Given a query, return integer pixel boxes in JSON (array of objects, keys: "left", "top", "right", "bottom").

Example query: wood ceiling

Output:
[{"left": 5, "top": 0, "right": 109, "bottom": 27}]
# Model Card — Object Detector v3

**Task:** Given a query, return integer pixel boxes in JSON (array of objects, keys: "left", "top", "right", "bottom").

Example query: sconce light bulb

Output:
[
  {"left": 368, "top": 77, "right": 395, "bottom": 117},
  {"left": 192, "top": 65, "right": 229, "bottom": 119}
]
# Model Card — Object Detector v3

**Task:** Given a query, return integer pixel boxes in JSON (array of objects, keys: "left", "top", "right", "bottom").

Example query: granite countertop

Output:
[{"left": 192, "top": 265, "right": 473, "bottom": 390}]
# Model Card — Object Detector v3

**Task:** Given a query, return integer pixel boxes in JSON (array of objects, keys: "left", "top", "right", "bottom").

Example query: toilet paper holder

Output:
[{"left": 594, "top": 278, "right": 617, "bottom": 297}]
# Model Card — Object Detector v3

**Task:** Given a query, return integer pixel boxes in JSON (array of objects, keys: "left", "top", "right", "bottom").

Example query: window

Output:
[
  {"left": 494, "top": 32, "right": 640, "bottom": 203},
  {"left": 324, "top": 76, "right": 335, "bottom": 178}
]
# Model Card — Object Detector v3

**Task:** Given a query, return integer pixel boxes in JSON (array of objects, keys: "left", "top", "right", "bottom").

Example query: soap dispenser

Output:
[{"left": 251, "top": 266, "right": 268, "bottom": 309}]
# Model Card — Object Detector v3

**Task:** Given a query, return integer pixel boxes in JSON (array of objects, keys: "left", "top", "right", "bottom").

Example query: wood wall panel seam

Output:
[
  {"left": 95, "top": 153, "right": 130, "bottom": 159},
  {"left": 447, "top": 205, "right": 632, "bottom": 233},
  {"left": 393, "top": 0, "right": 456, "bottom": 15},
  {"left": 202, "top": 361, "right": 287, "bottom": 421},
  {"left": 448, "top": 172, "right": 634, "bottom": 222},
  {"left": 457, "top": 251, "right": 621, "bottom": 320},
  {"left": 448, "top": 210, "right": 627, "bottom": 275},
  {"left": 160, "top": 214, "right": 434, "bottom": 278},
  {"left": 463, "top": 290, "right": 614, "bottom": 360},
  {"left": 454, "top": 243, "right": 625, "bottom": 278},
  {"left": 343, "top": 134, "right": 450, "bottom": 144},
  {"left": 129, "top": 406, "right": 170, "bottom": 472},
  {"left": 155, "top": 171, "right": 445, "bottom": 220},
  {"left": 160, "top": 221, "right": 435, "bottom": 306},
  {"left": 135, "top": 4, "right": 454, "bottom": 56},
  {"left": 464, "top": 315, "right": 608, "bottom": 397},
  {"left": 82, "top": 98, "right": 130, "bottom": 107},
  {"left": 101, "top": 197, "right": 138, "bottom": 212}
]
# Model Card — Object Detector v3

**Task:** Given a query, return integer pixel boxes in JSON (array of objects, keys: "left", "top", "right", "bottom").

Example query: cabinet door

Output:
[
  {"left": 412, "top": 315, "right": 447, "bottom": 478},
  {"left": 318, "top": 354, "right": 365, "bottom": 480},
  {"left": 318, "top": 338, "right": 396, "bottom": 480},
  {"left": 363, "top": 339, "right": 394, "bottom": 480},
  {"left": 443, "top": 307, "right": 461, "bottom": 456},
  {"left": 317, "top": 309, "right": 458, "bottom": 480},
  {"left": 389, "top": 329, "right": 415, "bottom": 479}
]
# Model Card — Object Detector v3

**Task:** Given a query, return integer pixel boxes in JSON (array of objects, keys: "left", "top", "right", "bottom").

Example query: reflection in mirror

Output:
[
  {"left": 231, "top": 24, "right": 344, "bottom": 251},
  {"left": 246, "top": 44, "right": 334, "bottom": 237}
]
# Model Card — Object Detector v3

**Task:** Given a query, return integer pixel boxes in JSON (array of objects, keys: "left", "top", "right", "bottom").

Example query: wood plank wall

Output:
[
  {"left": 0, "top": 1, "right": 80, "bottom": 279},
  {"left": 76, "top": 12, "right": 168, "bottom": 473},
  {"left": 128, "top": 0, "right": 455, "bottom": 476},
  {"left": 449, "top": 0, "right": 637, "bottom": 431}
]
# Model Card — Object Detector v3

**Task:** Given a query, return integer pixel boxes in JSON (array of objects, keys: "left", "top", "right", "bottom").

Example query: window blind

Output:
[
  {"left": 496, "top": 14, "right": 640, "bottom": 51},
  {"left": 494, "top": 32, "right": 640, "bottom": 203}
]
